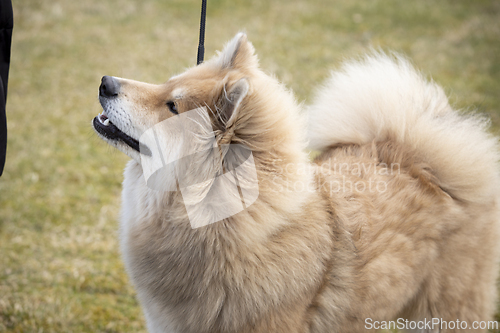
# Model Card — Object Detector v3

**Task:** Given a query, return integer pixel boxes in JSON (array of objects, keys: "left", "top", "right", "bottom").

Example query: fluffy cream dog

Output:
[{"left": 93, "top": 33, "right": 500, "bottom": 332}]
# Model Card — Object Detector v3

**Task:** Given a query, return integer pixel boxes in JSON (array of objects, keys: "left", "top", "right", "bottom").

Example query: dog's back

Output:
[{"left": 307, "top": 53, "right": 500, "bottom": 331}]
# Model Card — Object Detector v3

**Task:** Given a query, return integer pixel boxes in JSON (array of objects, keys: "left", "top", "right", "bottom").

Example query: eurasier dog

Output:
[{"left": 93, "top": 33, "right": 500, "bottom": 332}]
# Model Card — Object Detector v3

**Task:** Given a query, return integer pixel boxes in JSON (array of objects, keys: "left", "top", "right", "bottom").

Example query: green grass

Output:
[{"left": 1, "top": 0, "right": 499, "bottom": 331}]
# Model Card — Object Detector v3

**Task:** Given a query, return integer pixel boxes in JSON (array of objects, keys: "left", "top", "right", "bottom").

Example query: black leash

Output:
[{"left": 197, "top": 0, "right": 207, "bottom": 65}]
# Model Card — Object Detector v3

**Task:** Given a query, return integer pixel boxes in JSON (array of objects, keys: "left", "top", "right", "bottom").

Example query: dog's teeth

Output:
[{"left": 103, "top": 119, "right": 110, "bottom": 126}]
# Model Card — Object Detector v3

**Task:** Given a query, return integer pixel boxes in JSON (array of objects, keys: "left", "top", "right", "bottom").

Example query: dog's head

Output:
[
  {"left": 93, "top": 33, "right": 310, "bottom": 226},
  {"left": 93, "top": 33, "right": 257, "bottom": 162},
  {"left": 94, "top": 32, "right": 306, "bottom": 197}
]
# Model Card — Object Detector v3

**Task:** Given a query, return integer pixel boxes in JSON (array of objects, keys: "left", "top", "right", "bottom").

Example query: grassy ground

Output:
[{"left": 1, "top": 0, "right": 499, "bottom": 332}]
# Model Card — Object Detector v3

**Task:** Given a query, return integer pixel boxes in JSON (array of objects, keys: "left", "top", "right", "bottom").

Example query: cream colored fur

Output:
[
  {"left": 307, "top": 53, "right": 499, "bottom": 204},
  {"left": 94, "top": 33, "right": 500, "bottom": 333}
]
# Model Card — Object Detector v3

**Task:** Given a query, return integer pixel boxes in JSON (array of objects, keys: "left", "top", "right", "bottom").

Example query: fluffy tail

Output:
[{"left": 307, "top": 52, "right": 499, "bottom": 203}]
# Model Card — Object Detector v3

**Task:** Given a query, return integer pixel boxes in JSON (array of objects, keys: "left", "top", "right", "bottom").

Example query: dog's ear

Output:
[
  {"left": 220, "top": 78, "right": 249, "bottom": 128},
  {"left": 217, "top": 33, "right": 258, "bottom": 70}
]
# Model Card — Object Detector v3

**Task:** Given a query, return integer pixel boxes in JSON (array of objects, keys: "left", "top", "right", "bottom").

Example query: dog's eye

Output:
[{"left": 167, "top": 101, "right": 178, "bottom": 115}]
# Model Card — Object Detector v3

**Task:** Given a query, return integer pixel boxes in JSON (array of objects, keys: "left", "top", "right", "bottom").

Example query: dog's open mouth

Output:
[{"left": 93, "top": 113, "right": 151, "bottom": 156}]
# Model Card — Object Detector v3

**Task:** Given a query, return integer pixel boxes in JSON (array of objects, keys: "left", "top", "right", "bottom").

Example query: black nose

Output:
[{"left": 99, "top": 76, "right": 120, "bottom": 98}]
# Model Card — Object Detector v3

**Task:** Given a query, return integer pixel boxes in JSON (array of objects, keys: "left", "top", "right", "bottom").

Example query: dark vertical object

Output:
[
  {"left": 0, "top": 0, "right": 13, "bottom": 176},
  {"left": 197, "top": 0, "right": 207, "bottom": 65}
]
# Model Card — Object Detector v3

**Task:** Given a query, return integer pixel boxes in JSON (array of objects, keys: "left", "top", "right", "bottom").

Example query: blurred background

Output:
[{"left": 0, "top": 0, "right": 499, "bottom": 331}]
